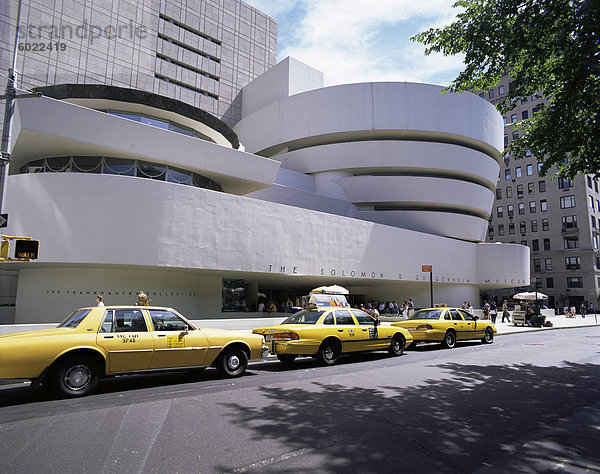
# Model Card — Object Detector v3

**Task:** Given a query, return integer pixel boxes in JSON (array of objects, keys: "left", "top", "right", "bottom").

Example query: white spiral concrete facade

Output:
[
  {"left": 2, "top": 59, "right": 529, "bottom": 324},
  {"left": 235, "top": 69, "right": 503, "bottom": 242}
]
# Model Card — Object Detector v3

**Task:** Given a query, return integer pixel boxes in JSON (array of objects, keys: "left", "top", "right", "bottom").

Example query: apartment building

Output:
[{"left": 483, "top": 75, "right": 600, "bottom": 310}]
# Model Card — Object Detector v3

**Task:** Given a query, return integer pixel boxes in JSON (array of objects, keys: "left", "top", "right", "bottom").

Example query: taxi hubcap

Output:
[
  {"left": 64, "top": 365, "right": 91, "bottom": 390},
  {"left": 324, "top": 347, "right": 334, "bottom": 359},
  {"left": 228, "top": 355, "right": 240, "bottom": 369}
]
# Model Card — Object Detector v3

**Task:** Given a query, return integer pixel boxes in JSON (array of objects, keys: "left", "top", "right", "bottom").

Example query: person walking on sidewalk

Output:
[
  {"left": 580, "top": 303, "right": 587, "bottom": 318},
  {"left": 501, "top": 300, "right": 510, "bottom": 323},
  {"left": 490, "top": 301, "right": 498, "bottom": 324}
]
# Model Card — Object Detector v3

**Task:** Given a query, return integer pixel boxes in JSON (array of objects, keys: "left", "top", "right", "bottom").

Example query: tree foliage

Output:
[{"left": 413, "top": 0, "right": 600, "bottom": 178}]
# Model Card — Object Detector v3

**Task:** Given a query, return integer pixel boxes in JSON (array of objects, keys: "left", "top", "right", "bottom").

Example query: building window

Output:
[
  {"left": 528, "top": 182, "right": 535, "bottom": 194},
  {"left": 507, "top": 204, "right": 514, "bottom": 217},
  {"left": 497, "top": 206, "right": 504, "bottom": 218},
  {"left": 522, "top": 110, "right": 529, "bottom": 120},
  {"left": 498, "top": 224, "right": 505, "bottom": 236},
  {"left": 592, "top": 216, "right": 596, "bottom": 229},
  {"left": 560, "top": 195, "right": 576, "bottom": 208},
  {"left": 517, "top": 184, "right": 524, "bottom": 198},
  {"left": 512, "top": 131, "right": 519, "bottom": 140},
  {"left": 506, "top": 186, "right": 513, "bottom": 198},
  {"left": 509, "top": 222, "right": 515, "bottom": 234},
  {"left": 567, "top": 277, "right": 583, "bottom": 288},
  {"left": 531, "top": 220, "right": 538, "bottom": 232},
  {"left": 534, "top": 259, "right": 541, "bottom": 271},
  {"left": 532, "top": 239, "right": 539, "bottom": 251},
  {"left": 545, "top": 258, "right": 552, "bottom": 270},
  {"left": 532, "top": 106, "right": 539, "bottom": 115},
  {"left": 542, "top": 218, "right": 549, "bottom": 231},
  {"left": 496, "top": 188, "right": 502, "bottom": 199},
  {"left": 538, "top": 162, "right": 543, "bottom": 173},
  {"left": 526, "top": 164, "right": 533, "bottom": 176},
  {"left": 518, "top": 202, "right": 525, "bottom": 214},
  {"left": 505, "top": 169, "right": 511, "bottom": 180},
  {"left": 498, "top": 85, "right": 505, "bottom": 95},
  {"left": 563, "top": 236, "right": 579, "bottom": 249},
  {"left": 516, "top": 167, "right": 522, "bottom": 178},
  {"left": 504, "top": 135, "right": 509, "bottom": 146},
  {"left": 538, "top": 181, "right": 546, "bottom": 192},
  {"left": 511, "top": 113, "right": 517, "bottom": 123},
  {"left": 519, "top": 222, "right": 526, "bottom": 235},
  {"left": 546, "top": 277, "right": 554, "bottom": 288},
  {"left": 543, "top": 238, "right": 551, "bottom": 250},
  {"left": 521, "top": 240, "right": 527, "bottom": 246},
  {"left": 503, "top": 117, "right": 508, "bottom": 126},
  {"left": 540, "top": 199, "right": 548, "bottom": 212},
  {"left": 595, "top": 256, "right": 600, "bottom": 269},
  {"left": 529, "top": 201, "right": 537, "bottom": 213},
  {"left": 562, "top": 215, "right": 577, "bottom": 230},
  {"left": 594, "top": 235, "right": 599, "bottom": 250},
  {"left": 595, "top": 179, "right": 598, "bottom": 192},
  {"left": 488, "top": 226, "right": 494, "bottom": 239},
  {"left": 587, "top": 176, "right": 593, "bottom": 188},
  {"left": 565, "top": 256, "right": 581, "bottom": 270},
  {"left": 590, "top": 196, "right": 595, "bottom": 210},
  {"left": 489, "top": 89, "right": 495, "bottom": 98},
  {"left": 558, "top": 178, "right": 573, "bottom": 189}
]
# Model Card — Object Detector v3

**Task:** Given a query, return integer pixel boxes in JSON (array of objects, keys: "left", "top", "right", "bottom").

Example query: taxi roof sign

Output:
[{"left": 308, "top": 293, "right": 349, "bottom": 308}]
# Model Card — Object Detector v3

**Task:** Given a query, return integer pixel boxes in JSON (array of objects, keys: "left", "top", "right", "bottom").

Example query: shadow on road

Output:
[{"left": 218, "top": 361, "right": 600, "bottom": 473}]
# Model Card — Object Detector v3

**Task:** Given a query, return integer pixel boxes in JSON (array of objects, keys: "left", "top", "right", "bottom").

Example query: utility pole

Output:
[{"left": 0, "top": 0, "right": 23, "bottom": 215}]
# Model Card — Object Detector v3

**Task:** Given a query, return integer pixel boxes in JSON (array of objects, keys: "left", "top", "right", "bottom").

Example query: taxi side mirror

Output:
[
  {"left": 473, "top": 316, "right": 479, "bottom": 321},
  {"left": 182, "top": 325, "right": 189, "bottom": 335},
  {"left": 374, "top": 318, "right": 380, "bottom": 327}
]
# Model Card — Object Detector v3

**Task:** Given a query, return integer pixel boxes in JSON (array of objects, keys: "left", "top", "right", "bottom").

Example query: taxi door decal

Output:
[
  {"left": 167, "top": 335, "right": 185, "bottom": 348},
  {"left": 369, "top": 328, "right": 378, "bottom": 340}
]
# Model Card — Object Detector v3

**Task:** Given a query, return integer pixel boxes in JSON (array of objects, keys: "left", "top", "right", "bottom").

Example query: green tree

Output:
[{"left": 413, "top": 0, "right": 599, "bottom": 178}]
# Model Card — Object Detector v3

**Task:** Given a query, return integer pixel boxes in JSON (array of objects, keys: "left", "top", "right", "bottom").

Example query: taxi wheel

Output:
[
  {"left": 216, "top": 347, "right": 248, "bottom": 378},
  {"left": 317, "top": 340, "right": 340, "bottom": 366},
  {"left": 52, "top": 356, "right": 99, "bottom": 397},
  {"left": 481, "top": 327, "right": 494, "bottom": 344},
  {"left": 388, "top": 335, "right": 405, "bottom": 356},
  {"left": 277, "top": 354, "right": 297, "bottom": 365},
  {"left": 442, "top": 330, "right": 457, "bottom": 349}
]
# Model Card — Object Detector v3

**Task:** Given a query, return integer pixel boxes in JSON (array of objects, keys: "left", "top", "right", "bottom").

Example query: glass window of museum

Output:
[{"left": 485, "top": 75, "right": 600, "bottom": 310}]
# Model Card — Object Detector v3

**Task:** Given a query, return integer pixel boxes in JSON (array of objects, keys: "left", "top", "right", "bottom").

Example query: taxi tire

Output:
[
  {"left": 216, "top": 347, "right": 248, "bottom": 378},
  {"left": 51, "top": 356, "right": 99, "bottom": 397},
  {"left": 317, "top": 339, "right": 340, "bottom": 366},
  {"left": 481, "top": 327, "right": 494, "bottom": 344},
  {"left": 277, "top": 354, "right": 297, "bottom": 365},
  {"left": 442, "top": 330, "right": 457, "bottom": 349},
  {"left": 388, "top": 335, "right": 405, "bottom": 356}
]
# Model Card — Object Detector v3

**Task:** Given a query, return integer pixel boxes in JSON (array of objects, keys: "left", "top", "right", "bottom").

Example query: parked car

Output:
[
  {"left": 391, "top": 307, "right": 496, "bottom": 348},
  {"left": 0, "top": 306, "right": 267, "bottom": 397}
]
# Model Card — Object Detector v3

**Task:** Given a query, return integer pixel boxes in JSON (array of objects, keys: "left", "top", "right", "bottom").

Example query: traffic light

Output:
[{"left": 14, "top": 239, "right": 39, "bottom": 259}]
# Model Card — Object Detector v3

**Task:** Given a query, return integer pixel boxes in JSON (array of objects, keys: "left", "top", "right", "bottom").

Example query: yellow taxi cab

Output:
[
  {"left": 0, "top": 306, "right": 267, "bottom": 397},
  {"left": 391, "top": 307, "right": 496, "bottom": 348},
  {"left": 252, "top": 294, "right": 413, "bottom": 365}
]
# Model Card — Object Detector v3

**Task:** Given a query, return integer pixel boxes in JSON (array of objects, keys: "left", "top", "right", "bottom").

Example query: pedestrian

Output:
[
  {"left": 136, "top": 291, "right": 150, "bottom": 306},
  {"left": 258, "top": 301, "right": 265, "bottom": 312},
  {"left": 408, "top": 299, "right": 415, "bottom": 316},
  {"left": 501, "top": 300, "right": 510, "bottom": 322},
  {"left": 96, "top": 294, "right": 104, "bottom": 306},
  {"left": 490, "top": 300, "right": 498, "bottom": 324},
  {"left": 580, "top": 303, "right": 587, "bottom": 318},
  {"left": 483, "top": 301, "right": 490, "bottom": 319}
]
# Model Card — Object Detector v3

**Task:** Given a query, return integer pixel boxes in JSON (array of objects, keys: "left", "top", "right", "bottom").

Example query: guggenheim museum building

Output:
[{"left": 0, "top": 0, "right": 529, "bottom": 323}]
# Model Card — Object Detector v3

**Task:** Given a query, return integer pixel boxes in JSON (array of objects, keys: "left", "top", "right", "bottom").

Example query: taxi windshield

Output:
[
  {"left": 281, "top": 310, "right": 325, "bottom": 324},
  {"left": 408, "top": 309, "right": 442, "bottom": 320},
  {"left": 57, "top": 309, "right": 92, "bottom": 328}
]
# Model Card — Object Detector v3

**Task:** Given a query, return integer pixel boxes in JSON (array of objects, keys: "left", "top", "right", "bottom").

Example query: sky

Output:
[{"left": 243, "top": 0, "right": 466, "bottom": 87}]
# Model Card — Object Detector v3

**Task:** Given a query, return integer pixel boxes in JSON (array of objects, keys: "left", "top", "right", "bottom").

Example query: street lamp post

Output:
[{"left": 0, "top": 0, "right": 24, "bottom": 215}]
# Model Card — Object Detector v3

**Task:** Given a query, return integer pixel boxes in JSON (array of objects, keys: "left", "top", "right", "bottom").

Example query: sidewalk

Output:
[{"left": 493, "top": 312, "right": 599, "bottom": 335}]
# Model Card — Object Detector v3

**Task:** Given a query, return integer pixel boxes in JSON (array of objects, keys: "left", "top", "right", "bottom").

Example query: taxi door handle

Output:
[
  {"left": 338, "top": 329, "right": 344, "bottom": 332},
  {"left": 103, "top": 335, "right": 114, "bottom": 339},
  {"left": 454, "top": 323, "right": 458, "bottom": 325},
  {"left": 157, "top": 334, "right": 166, "bottom": 337},
  {"left": 362, "top": 328, "right": 368, "bottom": 331}
]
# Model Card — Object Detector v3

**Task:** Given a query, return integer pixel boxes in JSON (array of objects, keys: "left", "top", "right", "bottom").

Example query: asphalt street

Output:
[{"left": 1, "top": 327, "right": 599, "bottom": 473}]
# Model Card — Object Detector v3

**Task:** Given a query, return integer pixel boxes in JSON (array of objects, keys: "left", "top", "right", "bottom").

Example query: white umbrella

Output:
[
  {"left": 513, "top": 291, "right": 548, "bottom": 300},
  {"left": 311, "top": 285, "right": 349, "bottom": 295}
]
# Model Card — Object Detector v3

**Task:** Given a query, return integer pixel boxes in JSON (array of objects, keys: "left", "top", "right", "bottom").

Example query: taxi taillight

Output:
[
  {"left": 416, "top": 324, "right": 434, "bottom": 330},
  {"left": 272, "top": 332, "right": 299, "bottom": 341}
]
